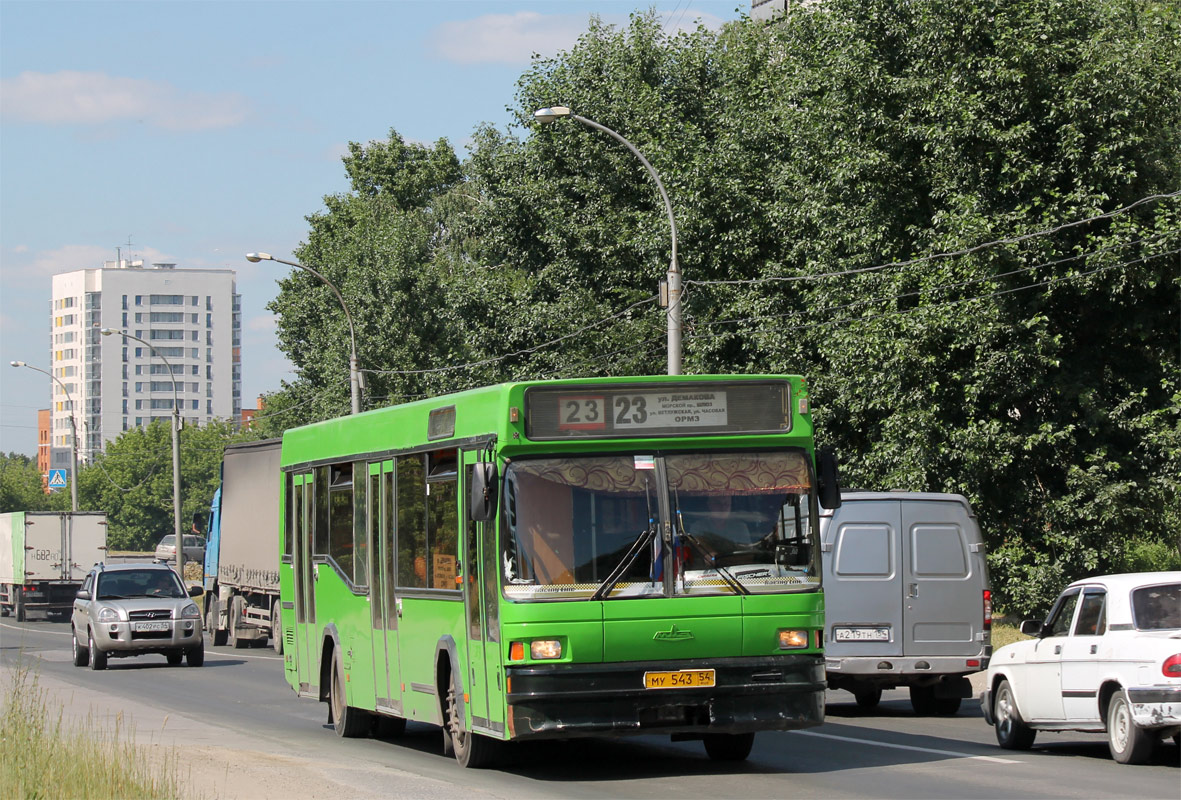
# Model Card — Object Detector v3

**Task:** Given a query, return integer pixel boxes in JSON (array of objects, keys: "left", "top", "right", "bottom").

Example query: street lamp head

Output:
[
  {"left": 100, "top": 328, "right": 115, "bottom": 336},
  {"left": 10, "top": 361, "right": 25, "bottom": 367},
  {"left": 245, "top": 252, "right": 273, "bottom": 263},
  {"left": 533, "top": 106, "right": 572, "bottom": 124}
]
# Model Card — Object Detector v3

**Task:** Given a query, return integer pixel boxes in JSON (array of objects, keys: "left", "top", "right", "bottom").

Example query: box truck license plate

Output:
[
  {"left": 643, "top": 669, "right": 716, "bottom": 689},
  {"left": 833, "top": 626, "right": 890, "bottom": 642}
]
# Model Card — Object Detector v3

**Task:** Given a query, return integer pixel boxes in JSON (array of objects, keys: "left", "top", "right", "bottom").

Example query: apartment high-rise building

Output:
[{"left": 50, "top": 259, "right": 241, "bottom": 462}]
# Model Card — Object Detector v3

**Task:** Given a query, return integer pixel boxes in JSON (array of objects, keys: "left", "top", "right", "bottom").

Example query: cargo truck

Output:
[
  {"left": 1, "top": 511, "right": 107, "bottom": 621},
  {"left": 203, "top": 438, "right": 282, "bottom": 650}
]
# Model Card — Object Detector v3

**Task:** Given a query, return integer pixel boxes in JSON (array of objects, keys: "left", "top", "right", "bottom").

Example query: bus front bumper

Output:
[{"left": 505, "top": 654, "right": 825, "bottom": 740}]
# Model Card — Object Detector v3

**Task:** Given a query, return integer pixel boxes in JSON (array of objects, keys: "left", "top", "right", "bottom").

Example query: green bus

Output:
[{"left": 278, "top": 375, "right": 840, "bottom": 767}]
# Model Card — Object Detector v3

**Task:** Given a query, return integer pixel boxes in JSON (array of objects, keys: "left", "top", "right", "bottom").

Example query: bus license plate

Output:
[
  {"left": 644, "top": 669, "right": 716, "bottom": 689},
  {"left": 833, "top": 626, "right": 890, "bottom": 642},
  {"left": 134, "top": 621, "right": 170, "bottom": 632}
]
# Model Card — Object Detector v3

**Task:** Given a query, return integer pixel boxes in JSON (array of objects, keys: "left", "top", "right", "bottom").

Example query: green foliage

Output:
[
  {"left": 77, "top": 420, "right": 257, "bottom": 551},
  {"left": 265, "top": 0, "right": 1181, "bottom": 615}
]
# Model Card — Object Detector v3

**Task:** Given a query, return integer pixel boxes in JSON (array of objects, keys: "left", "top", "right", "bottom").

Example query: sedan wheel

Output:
[
  {"left": 993, "top": 680, "right": 1035, "bottom": 749},
  {"left": 1107, "top": 691, "right": 1156, "bottom": 764},
  {"left": 87, "top": 629, "right": 107, "bottom": 671}
]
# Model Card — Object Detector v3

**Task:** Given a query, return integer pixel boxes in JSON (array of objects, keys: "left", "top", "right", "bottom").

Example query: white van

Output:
[{"left": 820, "top": 492, "right": 991, "bottom": 714}]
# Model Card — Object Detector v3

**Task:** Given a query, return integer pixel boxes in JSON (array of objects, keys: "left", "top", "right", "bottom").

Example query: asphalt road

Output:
[{"left": 2, "top": 615, "right": 1177, "bottom": 800}]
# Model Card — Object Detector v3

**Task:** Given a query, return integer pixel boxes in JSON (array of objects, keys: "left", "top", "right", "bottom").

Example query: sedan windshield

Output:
[
  {"left": 502, "top": 450, "right": 818, "bottom": 601},
  {"left": 96, "top": 570, "right": 185, "bottom": 600}
]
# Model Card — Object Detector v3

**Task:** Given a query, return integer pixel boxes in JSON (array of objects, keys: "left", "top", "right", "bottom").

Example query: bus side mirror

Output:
[
  {"left": 818, "top": 447, "right": 842, "bottom": 510},
  {"left": 469, "top": 462, "right": 499, "bottom": 522}
]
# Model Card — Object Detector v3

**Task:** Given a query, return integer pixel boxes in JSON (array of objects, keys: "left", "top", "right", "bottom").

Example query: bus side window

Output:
[{"left": 397, "top": 455, "right": 427, "bottom": 588}]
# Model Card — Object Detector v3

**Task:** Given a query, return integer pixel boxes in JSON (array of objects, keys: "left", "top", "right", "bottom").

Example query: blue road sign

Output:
[{"left": 47, "top": 469, "right": 68, "bottom": 489}]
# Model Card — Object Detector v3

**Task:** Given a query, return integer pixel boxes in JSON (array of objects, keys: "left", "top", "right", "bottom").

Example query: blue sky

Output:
[{"left": 0, "top": 0, "right": 741, "bottom": 457}]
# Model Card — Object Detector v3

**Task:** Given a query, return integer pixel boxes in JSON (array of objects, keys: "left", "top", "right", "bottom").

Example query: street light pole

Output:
[
  {"left": 99, "top": 329, "right": 183, "bottom": 579},
  {"left": 533, "top": 106, "right": 682, "bottom": 375},
  {"left": 10, "top": 361, "right": 79, "bottom": 511},
  {"left": 246, "top": 252, "right": 362, "bottom": 414}
]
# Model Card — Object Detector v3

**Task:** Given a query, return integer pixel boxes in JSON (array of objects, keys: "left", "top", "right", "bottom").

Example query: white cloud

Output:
[
  {"left": 0, "top": 71, "right": 248, "bottom": 131},
  {"left": 248, "top": 314, "right": 278, "bottom": 332},
  {"left": 429, "top": 12, "right": 588, "bottom": 65}
]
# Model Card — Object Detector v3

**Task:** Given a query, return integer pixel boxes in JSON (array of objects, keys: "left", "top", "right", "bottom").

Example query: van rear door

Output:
[
  {"left": 901, "top": 498, "right": 982, "bottom": 657},
  {"left": 822, "top": 500, "right": 903, "bottom": 659}
]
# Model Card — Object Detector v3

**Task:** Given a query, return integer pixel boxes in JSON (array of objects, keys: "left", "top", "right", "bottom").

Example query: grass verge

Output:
[
  {"left": 991, "top": 622, "right": 1031, "bottom": 650},
  {"left": 0, "top": 662, "right": 182, "bottom": 800}
]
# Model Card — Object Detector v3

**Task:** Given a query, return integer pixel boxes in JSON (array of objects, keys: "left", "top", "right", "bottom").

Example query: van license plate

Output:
[
  {"left": 644, "top": 669, "right": 716, "bottom": 689},
  {"left": 134, "top": 621, "right": 170, "bottom": 632},
  {"left": 833, "top": 626, "right": 890, "bottom": 642}
]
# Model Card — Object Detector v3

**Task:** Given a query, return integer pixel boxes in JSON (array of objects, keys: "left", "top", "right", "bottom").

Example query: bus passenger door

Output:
[
  {"left": 292, "top": 471, "right": 317, "bottom": 694},
  {"left": 471, "top": 457, "right": 505, "bottom": 733},
  {"left": 462, "top": 462, "right": 489, "bottom": 728},
  {"left": 370, "top": 460, "right": 402, "bottom": 713}
]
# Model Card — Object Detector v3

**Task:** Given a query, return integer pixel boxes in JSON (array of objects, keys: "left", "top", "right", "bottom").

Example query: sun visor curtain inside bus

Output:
[
  {"left": 524, "top": 381, "right": 793, "bottom": 440},
  {"left": 508, "top": 453, "right": 811, "bottom": 493}
]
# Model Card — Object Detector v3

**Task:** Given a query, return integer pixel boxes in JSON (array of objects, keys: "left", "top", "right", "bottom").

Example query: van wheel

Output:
[
  {"left": 447, "top": 685, "right": 497, "bottom": 767},
  {"left": 329, "top": 655, "right": 368, "bottom": 737},
  {"left": 703, "top": 732, "right": 756, "bottom": 761},
  {"left": 910, "top": 685, "right": 937, "bottom": 715},
  {"left": 993, "top": 679, "right": 1035, "bottom": 749},
  {"left": 88, "top": 629, "right": 107, "bottom": 671},
  {"left": 1108, "top": 691, "right": 1156, "bottom": 764},
  {"left": 853, "top": 686, "right": 882, "bottom": 709},
  {"left": 72, "top": 626, "right": 89, "bottom": 667}
]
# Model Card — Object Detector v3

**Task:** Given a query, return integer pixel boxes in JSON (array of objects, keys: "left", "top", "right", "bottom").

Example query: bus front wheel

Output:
[
  {"left": 703, "top": 732, "right": 755, "bottom": 761},
  {"left": 446, "top": 685, "right": 497, "bottom": 768}
]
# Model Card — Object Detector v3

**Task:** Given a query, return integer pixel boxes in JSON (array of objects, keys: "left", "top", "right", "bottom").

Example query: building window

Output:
[{"left": 135, "top": 296, "right": 142, "bottom": 306}]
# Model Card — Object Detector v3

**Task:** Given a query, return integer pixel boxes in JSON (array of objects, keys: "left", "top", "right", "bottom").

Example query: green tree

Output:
[
  {"left": 266, "top": 1, "right": 1181, "bottom": 613},
  {"left": 0, "top": 453, "right": 58, "bottom": 513}
]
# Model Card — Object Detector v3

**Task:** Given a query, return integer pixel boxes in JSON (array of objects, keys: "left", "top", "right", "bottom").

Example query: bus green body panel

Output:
[{"left": 278, "top": 376, "right": 826, "bottom": 744}]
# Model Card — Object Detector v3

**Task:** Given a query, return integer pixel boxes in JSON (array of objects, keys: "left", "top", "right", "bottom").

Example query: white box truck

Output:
[
  {"left": 202, "top": 439, "right": 282, "bottom": 650},
  {"left": 0, "top": 511, "right": 107, "bottom": 620},
  {"left": 820, "top": 492, "right": 991, "bottom": 714}
]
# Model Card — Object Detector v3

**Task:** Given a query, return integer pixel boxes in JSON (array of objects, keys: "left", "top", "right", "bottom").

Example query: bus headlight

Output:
[
  {"left": 530, "top": 640, "right": 562, "bottom": 660},
  {"left": 777, "top": 629, "right": 809, "bottom": 649}
]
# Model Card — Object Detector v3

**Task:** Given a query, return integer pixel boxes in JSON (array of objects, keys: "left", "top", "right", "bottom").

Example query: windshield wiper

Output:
[
  {"left": 591, "top": 522, "right": 657, "bottom": 601},
  {"left": 676, "top": 527, "right": 750, "bottom": 596}
]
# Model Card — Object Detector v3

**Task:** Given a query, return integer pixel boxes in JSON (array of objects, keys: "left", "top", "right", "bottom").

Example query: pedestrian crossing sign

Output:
[{"left": 47, "top": 469, "right": 68, "bottom": 489}]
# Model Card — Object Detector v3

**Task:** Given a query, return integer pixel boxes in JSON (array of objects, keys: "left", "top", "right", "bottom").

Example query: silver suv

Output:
[{"left": 71, "top": 563, "right": 204, "bottom": 669}]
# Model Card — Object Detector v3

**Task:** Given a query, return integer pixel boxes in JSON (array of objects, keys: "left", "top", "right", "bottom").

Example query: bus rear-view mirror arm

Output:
[{"left": 470, "top": 462, "right": 499, "bottom": 522}]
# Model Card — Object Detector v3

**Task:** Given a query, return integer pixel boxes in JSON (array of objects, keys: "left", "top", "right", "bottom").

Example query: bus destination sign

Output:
[{"left": 524, "top": 381, "right": 793, "bottom": 440}]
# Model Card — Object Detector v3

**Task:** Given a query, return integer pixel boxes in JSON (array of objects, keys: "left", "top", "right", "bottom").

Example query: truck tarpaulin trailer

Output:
[
  {"left": 1, "top": 511, "right": 107, "bottom": 620},
  {"left": 203, "top": 439, "right": 282, "bottom": 651}
]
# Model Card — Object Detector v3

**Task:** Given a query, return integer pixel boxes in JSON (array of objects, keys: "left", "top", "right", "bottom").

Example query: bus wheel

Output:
[
  {"left": 373, "top": 714, "right": 407, "bottom": 739},
  {"left": 271, "top": 597, "right": 283, "bottom": 654},
  {"left": 330, "top": 655, "right": 368, "bottom": 738},
  {"left": 446, "top": 685, "right": 497, "bottom": 768},
  {"left": 703, "top": 732, "right": 755, "bottom": 761}
]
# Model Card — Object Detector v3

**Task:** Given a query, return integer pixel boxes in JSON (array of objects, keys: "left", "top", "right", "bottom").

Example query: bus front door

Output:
[{"left": 463, "top": 457, "right": 505, "bottom": 734}]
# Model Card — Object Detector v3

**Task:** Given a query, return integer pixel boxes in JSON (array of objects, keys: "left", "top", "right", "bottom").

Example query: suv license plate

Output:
[
  {"left": 644, "top": 669, "right": 716, "bottom": 689},
  {"left": 833, "top": 626, "right": 890, "bottom": 642},
  {"left": 134, "top": 621, "right": 170, "bottom": 632}
]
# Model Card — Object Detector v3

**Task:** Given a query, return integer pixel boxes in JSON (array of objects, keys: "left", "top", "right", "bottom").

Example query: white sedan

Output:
[{"left": 980, "top": 571, "right": 1181, "bottom": 764}]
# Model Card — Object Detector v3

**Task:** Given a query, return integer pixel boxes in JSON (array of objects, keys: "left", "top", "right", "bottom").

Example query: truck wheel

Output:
[
  {"left": 329, "top": 655, "right": 368, "bottom": 738},
  {"left": 1108, "top": 690, "right": 1156, "bottom": 764},
  {"left": 87, "top": 629, "right": 107, "bottom": 671},
  {"left": 14, "top": 590, "right": 25, "bottom": 622},
  {"left": 271, "top": 598, "right": 284, "bottom": 654},
  {"left": 703, "top": 732, "right": 756, "bottom": 761},
  {"left": 853, "top": 686, "right": 882, "bottom": 709},
  {"left": 447, "top": 684, "right": 497, "bottom": 767},
  {"left": 229, "top": 595, "right": 247, "bottom": 649},
  {"left": 993, "top": 679, "right": 1035, "bottom": 749},
  {"left": 206, "top": 595, "right": 228, "bottom": 647},
  {"left": 72, "top": 626, "right": 89, "bottom": 667}
]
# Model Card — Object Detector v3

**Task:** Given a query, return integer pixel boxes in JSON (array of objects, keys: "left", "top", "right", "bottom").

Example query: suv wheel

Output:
[
  {"left": 166, "top": 650, "right": 183, "bottom": 666},
  {"left": 87, "top": 629, "right": 107, "bottom": 671},
  {"left": 186, "top": 646, "right": 204, "bottom": 667},
  {"left": 72, "top": 626, "right": 89, "bottom": 667}
]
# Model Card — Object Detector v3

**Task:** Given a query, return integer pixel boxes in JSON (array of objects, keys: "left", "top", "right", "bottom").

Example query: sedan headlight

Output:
[
  {"left": 97, "top": 607, "right": 120, "bottom": 623},
  {"left": 180, "top": 603, "right": 201, "bottom": 619}
]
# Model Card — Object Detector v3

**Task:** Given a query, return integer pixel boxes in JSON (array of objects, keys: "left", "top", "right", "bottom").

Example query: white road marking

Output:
[
  {"left": 789, "top": 729, "right": 1023, "bottom": 764},
  {"left": 0, "top": 621, "right": 282, "bottom": 661}
]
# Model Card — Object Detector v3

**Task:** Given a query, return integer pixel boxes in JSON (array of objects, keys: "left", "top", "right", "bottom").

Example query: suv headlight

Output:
[
  {"left": 97, "top": 607, "right": 120, "bottom": 623},
  {"left": 180, "top": 603, "right": 200, "bottom": 619}
]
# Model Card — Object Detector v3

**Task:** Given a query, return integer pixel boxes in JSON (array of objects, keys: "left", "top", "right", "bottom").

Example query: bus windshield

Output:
[{"left": 502, "top": 450, "right": 818, "bottom": 601}]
